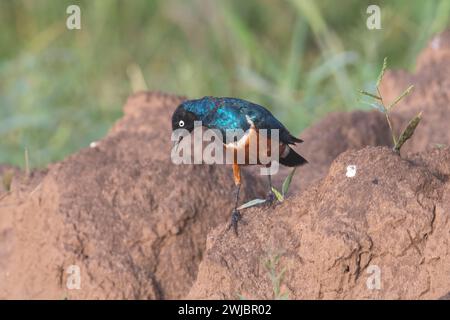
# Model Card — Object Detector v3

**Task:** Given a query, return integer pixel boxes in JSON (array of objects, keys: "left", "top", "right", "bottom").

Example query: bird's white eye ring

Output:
[{"left": 179, "top": 120, "right": 185, "bottom": 127}]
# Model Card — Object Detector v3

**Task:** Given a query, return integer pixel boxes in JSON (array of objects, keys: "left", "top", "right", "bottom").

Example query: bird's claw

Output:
[{"left": 227, "top": 209, "right": 245, "bottom": 236}]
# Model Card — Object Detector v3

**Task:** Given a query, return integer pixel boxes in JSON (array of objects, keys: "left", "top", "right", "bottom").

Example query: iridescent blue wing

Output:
[
  {"left": 204, "top": 102, "right": 250, "bottom": 143},
  {"left": 200, "top": 97, "right": 302, "bottom": 145},
  {"left": 219, "top": 98, "right": 302, "bottom": 145}
]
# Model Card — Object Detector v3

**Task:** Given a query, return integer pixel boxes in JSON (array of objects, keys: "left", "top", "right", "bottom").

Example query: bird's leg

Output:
[
  {"left": 230, "top": 183, "right": 242, "bottom": 233},
  {"left": 228, "top": 163, "right": 243, "bottom": 236},
  {"left": 265, "top": 173, "right": 276, "bottom": 205}
]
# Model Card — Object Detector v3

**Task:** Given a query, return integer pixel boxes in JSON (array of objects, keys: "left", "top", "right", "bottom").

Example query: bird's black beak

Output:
[{"left": 173, "top": 135, "right": 184, "bottom": 152}]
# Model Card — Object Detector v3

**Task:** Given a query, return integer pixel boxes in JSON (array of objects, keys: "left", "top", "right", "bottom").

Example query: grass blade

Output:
[
  {"left": 376, "top": 57, "right": 387, "bottom": 88},
  {"left": 282, "top": 167, "right": 297, "bottom": 196},
  {"left": 24, "top": 148, "right": 30, "bottom": 177},
  {"left": 388, "top": 85, "right": 414, "bottom": 110},
  {"left": 359, "top": 90, "right": 381, "bottom": 100},
  {"left": 2, "top": 170, "right": 14, "bottom": 192},
  {"left": 237, "top": 198, "right": 267, "bottom": 210}
]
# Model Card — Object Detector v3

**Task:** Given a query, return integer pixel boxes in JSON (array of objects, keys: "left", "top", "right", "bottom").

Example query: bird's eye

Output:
[{"left": 179, "top": 120, "right": 185, "bottom": 127}]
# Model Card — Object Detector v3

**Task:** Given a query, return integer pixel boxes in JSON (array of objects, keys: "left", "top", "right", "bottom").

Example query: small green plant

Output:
[
  {"left": 271, "top": 167, "right": 297, "bottom": 202},
  {"left": 2, "top": 170, "right": 14, "bottom": 192},
  {"left": 237, "top": 167, "right": 297, "bottom": 210},
  {"left": 263, "top": 253, "right": 289, "bottom": 300},
  {"left": 359, "top": 57, "right": 422, "bottom": 153},
  {"left": 237, "top": 253, "right": 289, "bottom": 300}
]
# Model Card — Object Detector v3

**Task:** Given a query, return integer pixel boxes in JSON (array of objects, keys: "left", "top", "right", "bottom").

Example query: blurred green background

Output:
[{"left": 1, "top": 0, "right": 449, "bottom": 168}]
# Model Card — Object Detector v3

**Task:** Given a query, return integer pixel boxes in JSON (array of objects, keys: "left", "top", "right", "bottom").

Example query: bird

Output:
[{"left": 171, "top": 96, "right": 307, "bottom": 235}]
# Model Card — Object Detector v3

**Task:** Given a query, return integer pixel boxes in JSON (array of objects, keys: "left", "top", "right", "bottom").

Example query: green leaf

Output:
[
  {"left": 271, "top": 187, "right": 284, "bottom": 202},
  {"left": 282, "top": 167, "right": 297, "bottom": 196},
  {"left": 237, "top": 198, "right": 267, "bottom": 210},
  {"left": 376, "top": 57, "right": 388, "bottom": 88},
  {"left": 394, "top": 111, "right": 422, "bottom": 152},
  {"left": 388, "top": 85, "right": 414, "bottom": 110}
]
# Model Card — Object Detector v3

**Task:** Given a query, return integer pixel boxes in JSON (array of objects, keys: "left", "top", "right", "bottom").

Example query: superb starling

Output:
[{"left": 171, "top": 96, "right": 307, "bottom": 234}]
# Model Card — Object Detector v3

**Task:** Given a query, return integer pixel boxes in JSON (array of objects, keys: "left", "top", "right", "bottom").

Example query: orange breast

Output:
[{"left": 224, "top": 128, "right": 286, "bottom": 165}]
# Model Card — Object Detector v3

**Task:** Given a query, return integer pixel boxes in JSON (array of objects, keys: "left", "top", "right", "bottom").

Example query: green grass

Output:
[
  {"left": 1, "top": 0, "right": 449, "bottom": 168},
  {"left": 237, "top": 251, "right": 288, "bottom": 300},
  {"left": 263, "top": 252, "right": 289, "bottom": 300}
]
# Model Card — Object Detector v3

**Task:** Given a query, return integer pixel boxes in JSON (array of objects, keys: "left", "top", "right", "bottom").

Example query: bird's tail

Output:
[{"left": 279, "top": 146, "right": 308, "bottom": 167}]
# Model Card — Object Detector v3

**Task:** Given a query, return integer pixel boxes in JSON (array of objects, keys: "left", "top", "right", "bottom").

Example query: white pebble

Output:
[{"left": 346, "top": 165, "right": 357, "bottom": 178}]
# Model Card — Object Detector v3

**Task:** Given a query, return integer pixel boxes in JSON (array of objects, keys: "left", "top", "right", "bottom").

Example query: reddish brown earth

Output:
[
  {"left": 1, "top": 30, "right": 450, "bottom": 299},
  {"left": 188, "top": 146, "right": 450, "bottom": 299},
  {"left": 0, "top": 93, "right": 265, "bottom": 299}
]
